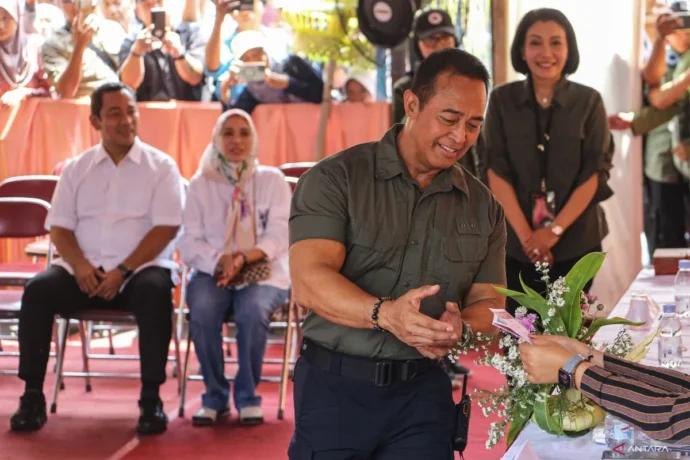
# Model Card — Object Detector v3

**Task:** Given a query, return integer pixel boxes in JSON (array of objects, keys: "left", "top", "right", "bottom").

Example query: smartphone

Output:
[
  {"left": 151, "top": 8, "right": 166, "bottom": 39},
  {"left": 236, "top": 62, "right": 266, "bottom": 82},
  {"left": 677, "top": 12, "right": 690, "bottom": 30},
  {"left": 229, "top": 0, "right": 254, "bottom": 12}
]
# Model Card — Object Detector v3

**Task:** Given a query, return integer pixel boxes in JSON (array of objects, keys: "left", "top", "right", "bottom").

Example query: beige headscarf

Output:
[
  {"left": 198, "top": 109, "right": 259, "bottom": 255},
  {"left": 0, "top": 0, "right": 38, "bottom": 90}
]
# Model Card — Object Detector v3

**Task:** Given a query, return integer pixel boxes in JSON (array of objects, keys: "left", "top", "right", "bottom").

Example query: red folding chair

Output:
[
  {"left": 285, "top": 176, "right": 298, "bottom": 192},
  {"left": 0, "top": 175, "right": 60, "bottom": 261},
  {"left": 278, "top": 162, "right": 316, "bottom": 179},
  {"left": 0, "top": 198, "right": 53, "bottom": 375}
]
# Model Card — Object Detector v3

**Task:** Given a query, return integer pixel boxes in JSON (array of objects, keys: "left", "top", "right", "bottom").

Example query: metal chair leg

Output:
[
  {"left": 172, "top": 313, "right": 182, "bottom": 394},
  {"left": 52, "top": 320, "right": 60, "bottom": 373},
  {"left": 278, "top": 295, "right": 296, "bottom": 420},
  {"left": 224, "top": 323, "right": 232, "bottom": 357},
  {"left": 50, "top": 318, "right": 70, "bottom": 414},
  {"left": 78, "top": 321, "right": 92, "bottom": 392},
  {"left": 86, "top": 321, "right": 93, "bottom": 354},
  {"left": 178, "top": 324, "right": 192, "bottom": 417},
  {"left": 108, "top": 327, "right": 115, "bottom": 355}
]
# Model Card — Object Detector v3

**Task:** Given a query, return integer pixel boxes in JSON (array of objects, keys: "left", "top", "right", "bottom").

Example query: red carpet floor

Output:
[{"left": 0, "top": 330, "right": 507, "bottom": 460}]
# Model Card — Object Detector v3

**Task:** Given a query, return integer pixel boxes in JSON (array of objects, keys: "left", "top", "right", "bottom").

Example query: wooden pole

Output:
[{"left": 313, "top": 59, "right": 337, "bottom": 161}]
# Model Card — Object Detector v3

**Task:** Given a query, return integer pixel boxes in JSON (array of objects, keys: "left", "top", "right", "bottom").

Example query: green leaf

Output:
[
  {"left": 519, "top": 272, "right": 546, "bottom": 300},
  {"left": 581, "top": 317, "right": 645, "bottom": 342},
  {"left": 562, "top": 252, "right": 606, "bottom": 338},
  {"left": 495, "top": 287, "right": 567, "bottom": 335},
  {"left": 533, "top": 390, "right": 564, "bottom": 436},
  {"left": 507, "top": 409, "right": 532, "bottom": 447}
]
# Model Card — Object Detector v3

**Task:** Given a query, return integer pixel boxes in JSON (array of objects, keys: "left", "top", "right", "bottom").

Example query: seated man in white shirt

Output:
[
  {"left": 178, "top": 109, "right": 290, "bottom": 426},
  {"left": 11, "top": 82, "right": 184, "bottom": 435}
]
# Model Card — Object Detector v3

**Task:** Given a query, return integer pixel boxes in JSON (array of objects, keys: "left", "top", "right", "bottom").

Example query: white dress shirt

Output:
[
  {"left": 46, "top": 138, "right": 184, "bottom": 282},
  {"left": 178, "top": 165, "right": 291, "bottom": 290}
]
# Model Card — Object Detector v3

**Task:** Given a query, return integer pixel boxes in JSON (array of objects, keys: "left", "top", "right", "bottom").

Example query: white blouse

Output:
[{"left": 178, "top": 165, "right": 291, "bottom": 290}]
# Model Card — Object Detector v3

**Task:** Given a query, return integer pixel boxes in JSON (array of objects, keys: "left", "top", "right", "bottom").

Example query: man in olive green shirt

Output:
[{"left": 287, "top": 49, "right": 506, "bottom": 459}]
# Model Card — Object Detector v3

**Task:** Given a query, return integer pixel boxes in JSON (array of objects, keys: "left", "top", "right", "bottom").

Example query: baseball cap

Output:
[
  {"left": 231, "top": 30, "right": 266, "bottom": 60},
  {"left": 413, "top": 8, "right": 456, "bottom": 40},
  {"left": 670, "top": 1, "right": 689, "bottom": 13}
]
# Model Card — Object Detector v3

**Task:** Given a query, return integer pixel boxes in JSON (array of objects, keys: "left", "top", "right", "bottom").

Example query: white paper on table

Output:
[
  {"left": 502, "top": 422, "right": 607, "bottom": 460},
  {"left": 491, "top": 308, "right": 533, "bottom": 343},
  {"left": 514, "top": 441, "right": 541, "bottom": 460}
]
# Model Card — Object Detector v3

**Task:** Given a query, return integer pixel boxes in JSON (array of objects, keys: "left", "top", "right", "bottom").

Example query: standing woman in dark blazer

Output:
[{"left": 480, "top": 8, "right": 611, "bottom": 314}]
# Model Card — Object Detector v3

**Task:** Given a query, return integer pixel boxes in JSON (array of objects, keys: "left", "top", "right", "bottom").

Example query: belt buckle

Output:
[{"left": 374, "top": 360, "right": 393, "bottom": 387}]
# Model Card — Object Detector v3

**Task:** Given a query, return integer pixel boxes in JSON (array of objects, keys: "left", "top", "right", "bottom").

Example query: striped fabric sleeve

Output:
[
  {"left": 580, "top": 365, "right": 690, "bottom": 443},
  {"left": 603, "top": 353, "right": 690, "bottom": 393}
]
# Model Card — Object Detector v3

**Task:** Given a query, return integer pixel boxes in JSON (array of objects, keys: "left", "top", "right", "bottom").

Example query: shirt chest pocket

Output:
[
  {"left": 442, "top": 218, "right": 486, "bottom": 302},
  {"left": 344, "top": 227, "right": 404, "bottom": 276}
]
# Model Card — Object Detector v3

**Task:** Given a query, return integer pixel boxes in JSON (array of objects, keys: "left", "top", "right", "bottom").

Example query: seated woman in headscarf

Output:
[
  {"left": 178, "top": 108, "right": 291, "bottom": 427},
  {"left": 0, "top": 0, "right": 52, "bottom": 108}
]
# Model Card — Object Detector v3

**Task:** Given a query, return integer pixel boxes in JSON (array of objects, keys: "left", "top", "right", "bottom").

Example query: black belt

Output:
[{"left": 300, "top": 338, "right": 439, "bottom": 387}]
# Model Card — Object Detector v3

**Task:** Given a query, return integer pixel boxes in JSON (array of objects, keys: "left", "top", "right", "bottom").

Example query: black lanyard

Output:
[{"left": 532, "top": 91, "right": 554, "bottom": 193}]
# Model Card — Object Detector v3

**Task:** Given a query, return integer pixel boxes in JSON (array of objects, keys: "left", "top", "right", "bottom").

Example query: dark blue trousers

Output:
[{"left": 287, "top": 356, "right": 455, "bottom": 460}]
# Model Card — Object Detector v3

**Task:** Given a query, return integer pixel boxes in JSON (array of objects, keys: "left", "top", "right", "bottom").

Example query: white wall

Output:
[{"left": 505, "top": 0, "right": 646, "bottom": 308}]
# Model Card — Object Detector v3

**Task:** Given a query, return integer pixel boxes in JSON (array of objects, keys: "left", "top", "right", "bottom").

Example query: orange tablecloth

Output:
[{"left": 0, "top": 98, "right": 391, "bottom": 264}]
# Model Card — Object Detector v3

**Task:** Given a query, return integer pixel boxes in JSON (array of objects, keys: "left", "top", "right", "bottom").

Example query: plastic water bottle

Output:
[
  {"left": 675, "top": 260, "right": 690, "bottom": 319},
  {"left": 604, "top": 414, "right": 634, "bottom": 451},
  {"left": 658, "top": 304, "right": 683, "bottom": 369}
]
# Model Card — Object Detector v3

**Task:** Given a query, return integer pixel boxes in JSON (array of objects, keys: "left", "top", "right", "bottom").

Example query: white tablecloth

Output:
[{"left": 502, "top": 269, "right": 679, "bottom": 460}]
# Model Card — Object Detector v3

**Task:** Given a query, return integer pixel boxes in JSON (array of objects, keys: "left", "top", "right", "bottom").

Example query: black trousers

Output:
[
  {"left": 287, "top": 356, "right": 455, "bottom": 460},
  {"left": 505, "top": 250, "right": 599, "bottom": 316},
  {"left": 644, "top": 178, "right": 687, "bottom": 259},
  {"left": 18, "top": 265, "right": 174, "bottom": 389}
]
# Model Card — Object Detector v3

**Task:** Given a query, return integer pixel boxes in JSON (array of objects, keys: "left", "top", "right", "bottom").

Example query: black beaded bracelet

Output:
[{"left": 372, "top": 296, "right": 392, "bottom": 332}]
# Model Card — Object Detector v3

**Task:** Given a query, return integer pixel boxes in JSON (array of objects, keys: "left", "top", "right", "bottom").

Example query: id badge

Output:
[{"left": 531, "top": 190, "right": 556, "bottom": 229}]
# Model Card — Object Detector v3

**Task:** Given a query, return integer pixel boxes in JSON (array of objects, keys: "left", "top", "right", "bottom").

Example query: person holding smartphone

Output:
[
  {"left": 204, "top": 0, "right": 290, "bottom": 105},
  {"left": 118, "top": 0, "right": 207, "bottom": 101},
  {"left": 216, "top": 30, "right": 322, "bottom": 114},
  {"left": 41, "top": 0, "right": 126, "bottom": 98}
]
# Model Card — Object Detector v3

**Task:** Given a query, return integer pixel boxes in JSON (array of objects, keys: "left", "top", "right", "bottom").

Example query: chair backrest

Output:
[
  {"left": 279, "top": 162, "right": 316, "bottom": 179},
  {"left": 52, "top": 160, "right": 68, "bottom": 176},
  {"left": 0, "top": 175, "right": 59, "bottom": 204},
  {"left": 0, "top": 198, "right": 51, "bottom": 238},
  {"left": 285, "top": 176, "right": 298, "bottom": 193}
]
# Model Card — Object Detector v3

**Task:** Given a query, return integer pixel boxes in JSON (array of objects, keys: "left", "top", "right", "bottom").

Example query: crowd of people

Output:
[
  {"left": 0, "top": 0, "right": 383, "bottom": 109},
  {"left": 8, "top": 0, "right": 690, "bottom": 457}
]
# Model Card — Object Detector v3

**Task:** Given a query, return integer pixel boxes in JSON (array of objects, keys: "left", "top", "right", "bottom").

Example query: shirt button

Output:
[
  {"left": 403, "top": 281, "right": 410, "bottom": 288},
  {"left": 411, "top": 240, "right": 418, "bottom": 246}
]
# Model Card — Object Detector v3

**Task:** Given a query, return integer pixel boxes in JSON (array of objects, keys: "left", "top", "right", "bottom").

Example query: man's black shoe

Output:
[
  {"left": 136, "top": 398, "right": 167, "bottom": 435},
  {"left": 10, "top": 391, "right": 47, "bottom": 432}
]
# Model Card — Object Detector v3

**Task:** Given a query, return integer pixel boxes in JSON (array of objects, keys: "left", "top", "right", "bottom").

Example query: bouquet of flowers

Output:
[{"left": 452, "top": 252, "right": 658, "bottom": 449}]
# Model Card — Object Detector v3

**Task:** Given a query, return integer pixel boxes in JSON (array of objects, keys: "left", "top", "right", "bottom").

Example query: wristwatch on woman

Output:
[{"left": 558, "top": 354, "right": 586, "bottom": 389}]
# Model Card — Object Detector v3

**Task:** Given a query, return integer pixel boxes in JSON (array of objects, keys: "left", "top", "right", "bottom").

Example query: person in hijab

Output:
[
  {"left": 343, "top": 69, "right": 376, "bottom": 103},
  {"left": 178, "top": 108, "right": 291, "bottom": 427},
  {"left": 0, "top": 0, "right": 52, "bottom": 107}
]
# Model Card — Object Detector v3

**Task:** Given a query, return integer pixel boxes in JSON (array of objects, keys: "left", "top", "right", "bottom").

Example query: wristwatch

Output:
[
  {"left": 558, "top": 354, "right": 586, "bottom": 389},
  {"left": 117, "top": 263, "right": 133, "bottom": 280},
  {"left": 550, "top": 224, "right": 564, "bottom": 237}
]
